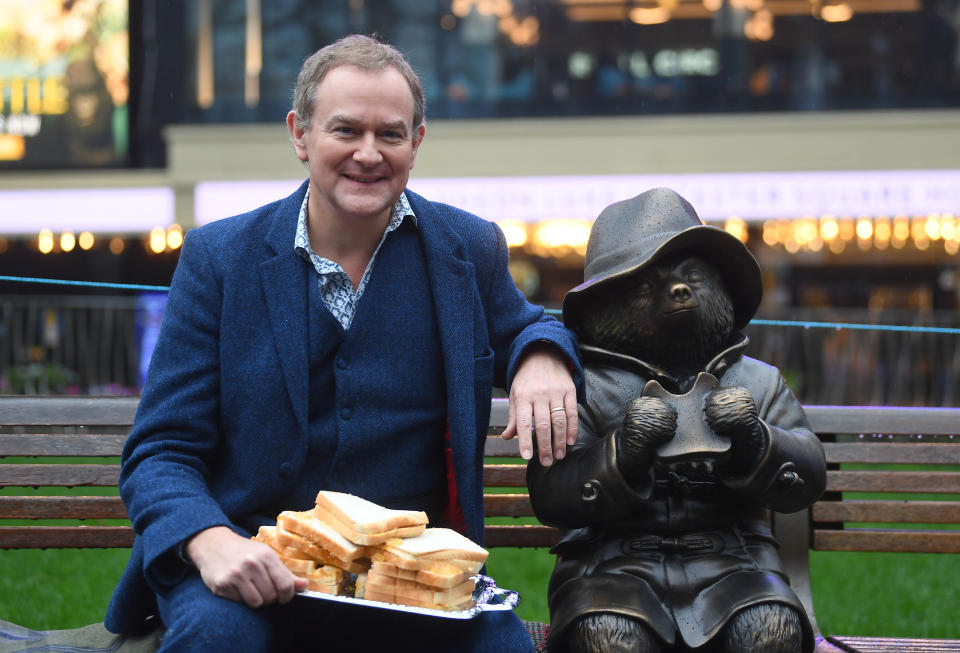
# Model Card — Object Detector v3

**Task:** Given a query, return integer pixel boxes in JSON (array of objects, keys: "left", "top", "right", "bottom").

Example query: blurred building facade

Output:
[{"left": 1, "top": 0, "right": 959, "bottom": 404}]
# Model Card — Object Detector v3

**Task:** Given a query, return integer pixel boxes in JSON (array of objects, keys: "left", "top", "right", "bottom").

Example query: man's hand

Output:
[
  {"left": 501, "top": 345, "right": 578, "bottom": 466},
  {"left": 184, "top": 526, "right": 307, "bottom": 608}
]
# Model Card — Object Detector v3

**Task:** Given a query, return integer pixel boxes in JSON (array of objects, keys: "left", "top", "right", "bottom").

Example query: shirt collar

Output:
[{"left": 294, "top": 188, "right": 417, "bottom": 259}]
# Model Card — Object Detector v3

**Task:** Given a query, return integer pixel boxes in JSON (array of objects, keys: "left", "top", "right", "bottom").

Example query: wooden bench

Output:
[{"left": 2, "top": 396, "right": 959, "bottom": 652}]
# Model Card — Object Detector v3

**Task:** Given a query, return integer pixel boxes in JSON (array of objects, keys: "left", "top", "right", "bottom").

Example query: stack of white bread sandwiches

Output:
[{"left": 252, "top": 490, "right": 488, "bottom": 611}]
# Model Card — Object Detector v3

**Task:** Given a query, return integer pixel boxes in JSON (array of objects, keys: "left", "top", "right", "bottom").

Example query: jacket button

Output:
[
  {"left": 279, "top": 462, "right": 294, "bottom": 478},
  {"left": 341, "top": 407, "right": 352, "bottom": 419}
]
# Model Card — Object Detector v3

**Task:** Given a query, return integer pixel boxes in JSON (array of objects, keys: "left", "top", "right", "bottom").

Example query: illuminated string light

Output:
[
  {"left": 109, "top": 237, "right": 125, "bottom": 255},
  {"left": 38, "top": 229, "right": 54, "bottom": 254},
  {"left": 149, "top": 227, "right": 167, "bottom": 254},
  {"left": 531, "top": 219, "right": 592, "bottom": 257},
  {"left": 166, "top": 224, "right": 184, "bottom": 250},
  {"left": 496, "top": 220, "right": 529, "bottom": 248},
  {"left": 819, "top": 215, "right": 839, "bottom": 241},
  {"left": 724, "top": 216, "right": 748, "bottom": 243},
  {"left": 60, "top": 231, "right": 76, "bottom": 252},
  {"left": 78, "top": 231, "right": 95, "bottom": 250}
]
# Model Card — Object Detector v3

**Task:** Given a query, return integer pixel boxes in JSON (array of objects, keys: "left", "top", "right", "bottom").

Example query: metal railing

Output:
[{"left": 2, "top": 295, "right": 958, "bottom": 407}]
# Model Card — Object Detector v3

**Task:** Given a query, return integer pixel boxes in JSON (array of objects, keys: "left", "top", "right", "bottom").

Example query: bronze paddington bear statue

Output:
[{"left": 528, "top": 188, "right": 827, "bottom": 653}]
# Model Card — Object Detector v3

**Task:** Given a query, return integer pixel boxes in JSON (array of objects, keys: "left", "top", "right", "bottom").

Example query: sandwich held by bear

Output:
[{"left": 527, "top": 188, "right": 827, "bottom": 653}]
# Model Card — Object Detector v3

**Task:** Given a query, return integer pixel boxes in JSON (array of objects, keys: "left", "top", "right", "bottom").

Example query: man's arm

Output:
[
  {"left": 471, "top": 220, "right": 583, "bottom": 466},
  {"left": 121, "top": 226, "right": 304, "bottom": 608}
]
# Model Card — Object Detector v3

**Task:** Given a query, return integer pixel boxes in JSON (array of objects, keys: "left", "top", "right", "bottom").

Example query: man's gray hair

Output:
[{"left": 291, "top": 34, "right": 425, "bottom": 132}]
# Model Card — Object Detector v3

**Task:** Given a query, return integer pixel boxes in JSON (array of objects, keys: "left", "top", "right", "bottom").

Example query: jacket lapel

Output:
[
  {"left": 407, "top": 191, "right": 482, "bottom": 535},
  {"left": 260, "top": 182, "right": 311, "bottom": 436}
]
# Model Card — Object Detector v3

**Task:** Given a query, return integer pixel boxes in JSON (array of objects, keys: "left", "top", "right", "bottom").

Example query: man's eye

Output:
[
  {"left": 334, "top": 126, "right": 355, "bottom": 135},
  {"left": 382, "top": 131, "right": 404, "bottom": 141}
]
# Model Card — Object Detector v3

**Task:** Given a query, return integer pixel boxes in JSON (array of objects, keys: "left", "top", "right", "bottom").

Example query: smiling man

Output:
[{"left": 104, "top": 34, "right": 582, "bottom": 652}]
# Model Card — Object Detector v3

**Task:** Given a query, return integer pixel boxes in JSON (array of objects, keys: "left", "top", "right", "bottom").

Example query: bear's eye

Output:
[
  {"left": 685, "top": 268, "right": 703, "bottom": 283},
  {"left": 636, "top": 278, "right": 655, "bottom": 295}
]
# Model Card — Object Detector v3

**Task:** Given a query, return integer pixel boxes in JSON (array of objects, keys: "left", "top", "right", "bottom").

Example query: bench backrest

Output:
[{"left": 2, "top": 397, "right": 959, "bottom": 560}]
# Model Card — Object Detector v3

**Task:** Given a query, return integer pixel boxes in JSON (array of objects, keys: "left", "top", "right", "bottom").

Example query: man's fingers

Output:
[
  {"left": 564, "top": 394, "right": 579, "bottom": 446},
  {"left": 549, "top": 405, "right": 568, "bottom": 461},
  {"left": 513, "top": 401, "right": 534, "bottom": 460},
  {"left": 533, "top": 400, "right": 554, "bottom": 466},
  {"left": 236, "top": 574, "right": 268, "bottom": 609},
  {"left": 264, "top": 556, "right": 302, "bottom": 604}
]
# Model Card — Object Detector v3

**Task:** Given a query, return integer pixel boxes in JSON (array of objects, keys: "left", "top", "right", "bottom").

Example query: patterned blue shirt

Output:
[{"left": 294, "top": 188, "right": 417, "bottom": 330}]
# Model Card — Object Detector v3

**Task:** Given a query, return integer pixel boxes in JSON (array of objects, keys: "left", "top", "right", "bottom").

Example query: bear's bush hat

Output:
[{"left": 563, "top": 187, "right": 763, "bottom": 333}]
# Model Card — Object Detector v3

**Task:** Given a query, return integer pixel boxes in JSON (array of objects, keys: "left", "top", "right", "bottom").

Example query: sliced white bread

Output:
[
  {"left": 315, "top": 491, "right": 427, "bottom": 537},
  {"left": 253, "top": 525, "right": 313, "bottom": 561},
  {"left": 354, "top": 572, "right": 368, "bottom": 599},
  {"left": 313, "top": 504, "right": 426, "bottom": 545},
  {"left": 275, "top": 523, "right": 368, "bottom": 573},
  {"left": 304, "top": 566, "right": 344, "bottom": 595},
  {"left": 371, "top": 560, "right": 472, "bottom": 589},
  {"left": 374, "top": 527, "right": 487, "bottom": 572},
  {"left": 364, "top": 576, "right": 476, "bottom": 611},
  {"left": 276, "top": 510, "right": 369, "bottom": 570},
  {"left": 280, "top": 556, "right": 317, "bottom": 575}
]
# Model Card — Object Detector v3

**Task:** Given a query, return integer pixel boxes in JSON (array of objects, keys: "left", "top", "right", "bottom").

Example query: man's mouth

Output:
[{"left": 343, "top": 174, "right": 383, "bottom": 184}]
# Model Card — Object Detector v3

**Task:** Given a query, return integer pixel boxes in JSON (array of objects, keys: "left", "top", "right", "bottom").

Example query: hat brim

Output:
[{"left": 563, "top": 224, "right": 762, "bottom": 334}]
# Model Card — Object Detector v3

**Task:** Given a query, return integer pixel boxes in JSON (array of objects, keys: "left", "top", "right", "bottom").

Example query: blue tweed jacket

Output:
[{"left": 104, "top": 181, "right": 582, "bottom": 634}]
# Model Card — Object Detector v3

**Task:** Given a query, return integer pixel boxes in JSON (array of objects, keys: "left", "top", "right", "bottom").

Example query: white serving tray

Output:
[{"left": 296, "top": 575, "right": 519, "bottom": 620}]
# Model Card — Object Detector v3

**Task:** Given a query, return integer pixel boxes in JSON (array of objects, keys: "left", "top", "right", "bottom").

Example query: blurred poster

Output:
[
  {"left": 0, "top": 0, "right": 128, "bottom": 168},
  {"left": 135, "top": 292, "right": 166, "bottom": 390}
]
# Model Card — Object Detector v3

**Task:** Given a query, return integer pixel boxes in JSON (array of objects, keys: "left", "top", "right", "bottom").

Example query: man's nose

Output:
[
  {"left": 353, "top": 133, "right": 382, "bottom": 165},
  {"left": 670, "top": 283, "right": 692, "bottom": 301}
]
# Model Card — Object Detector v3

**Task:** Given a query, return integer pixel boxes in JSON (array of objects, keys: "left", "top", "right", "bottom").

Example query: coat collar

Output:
[{"left": 580, "top": 332, "right": 750, "bottom": 392}]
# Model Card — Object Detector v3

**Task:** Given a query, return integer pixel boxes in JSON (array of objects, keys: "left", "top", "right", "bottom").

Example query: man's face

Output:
[{"left": 287, "top": 64, "right": 424, "bottom": 226}]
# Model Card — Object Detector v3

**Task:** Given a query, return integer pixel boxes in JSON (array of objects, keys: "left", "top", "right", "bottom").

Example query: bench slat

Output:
[
  {"left": 485, "top": 525, "right": 557, "bottom": 548},
  {"left": 484, "top": 436, "right": 521, "bottom": 458},
  {"left": 804, "top": 406, "right": 960, "bottom": 436},
  {"left": 0, "top": 526, "right": 134, "bottom": 549},
  {"left": 825, "top": 470, "right": 960, "bottom": 494},
  {"left": 483, "top": 464, "right": 526, "bottom": 487},
  {"left": 0, "top": 496, "right": 127, "bottom": 520},
  {"left": 0, "top": 434, "right": 126, "bottom": 457},
  {"left": 483, "top": 494, "right": 534, "bottom": 517},
  {"left": 812, "top": 500, "right": 960, "bottom": 524},
  {"left": 823, "top": 442, "right": 960, "bottom": 465},
  {"left": 0, "top": 464, "right": 120, "bottom": 487},
  {"left": 813, "top": 529, "right": 960, "bottom": 554},
  {"left": 0, "top": 397, "right": 139, "bottom": 427}
]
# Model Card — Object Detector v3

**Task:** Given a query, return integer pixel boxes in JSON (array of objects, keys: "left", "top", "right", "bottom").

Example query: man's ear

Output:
[
  {"left": 409, "top": 123, "right": 426, "bottom": 169},
  {"left": 286, "top": 110, "right": 308, "bottom": 162}
]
